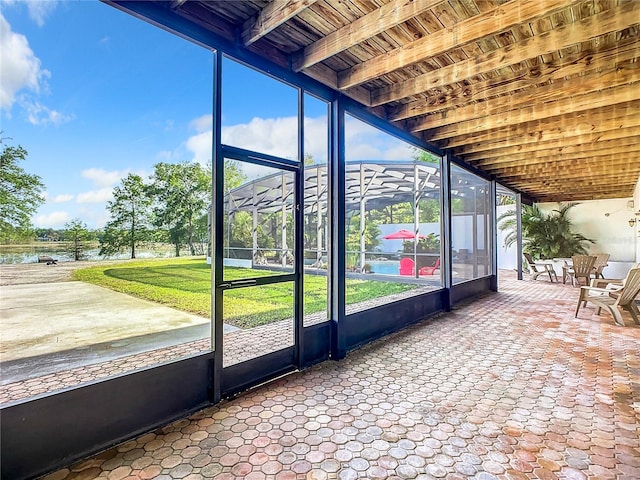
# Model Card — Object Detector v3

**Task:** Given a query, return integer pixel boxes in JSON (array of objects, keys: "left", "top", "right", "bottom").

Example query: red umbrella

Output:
[{"left": 381, "top": 229, "right": 424, "bottom": 240}]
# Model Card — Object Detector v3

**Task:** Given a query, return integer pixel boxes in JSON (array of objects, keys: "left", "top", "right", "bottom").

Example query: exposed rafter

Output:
[
  {"left": 241, "top": 0, "right": 317, "bottom": 46},
  {"left": 292, "top": 0, "right": 444, "bottom": 72},
  {"left": 338, "top": 0, "right": 572, "bottom": 90},
  {"left": 371, "top": 2, "right": 640, "bottom": 105},
  {"left": 158, "top": 0, "right": 640, "bottom": 202}
]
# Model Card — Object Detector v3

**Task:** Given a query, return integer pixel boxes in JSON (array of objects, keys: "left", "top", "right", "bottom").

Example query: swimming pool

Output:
[{"left": 367, "top": 260, "right": 400, "bottom": 275}]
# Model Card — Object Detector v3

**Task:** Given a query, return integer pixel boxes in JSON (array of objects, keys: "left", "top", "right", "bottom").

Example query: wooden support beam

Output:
[
  {"left": 444, "top": 107, "right": 640, "bottom": 152},
  {"left": 388, "top": 41, "right": 640, "bottom": 122},
  {"left": 339, "top": 0, "right": 571, "bottom": 90},
  {"left": 422, "top": 82, "right": 640, "bottom": 139},
  {"left": 487, "top": 159, "right": 639, "bottom": 178},
  {"left": 292, "top": 0, "right": 444, "bottom": 72},
  {"left": 464, "top": 135, "right": 640, "bottom": 166},
  {"left": 410, "top": 65, "right": 639, "bottom": 132},
  {"left": 371, "top": 2, "right": 640, "bottom": 105},
  {"left": 242, "top": 0, "right": 317, "bottom": 46}
]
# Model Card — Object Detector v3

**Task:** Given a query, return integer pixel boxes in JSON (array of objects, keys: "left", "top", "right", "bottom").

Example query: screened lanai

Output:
[{"left": 3, "top": 1, "right": 639, "bottom": 479}]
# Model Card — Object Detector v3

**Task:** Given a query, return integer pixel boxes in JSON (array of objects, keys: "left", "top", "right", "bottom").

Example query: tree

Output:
[
  {"left": 498, "top": 202, "right": 594, "bottom": 260},
  {"left": 100, "top": 174, "right": 152, "bottom": 259},
  {"left": 149, "top": 162, "right": 211, "bottom": 256},
  {"left": 64, "top": 218, "right": 93, "bottom": 261},
  {"left": 0, "top": 139, "right": 45, "bottom": 243}
]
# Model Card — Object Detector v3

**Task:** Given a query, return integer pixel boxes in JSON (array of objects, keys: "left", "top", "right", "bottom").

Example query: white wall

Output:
[
  {"left": 537, "top": 198, "right": 636, "bottom": 263},
  {"left": 538, "top": 193, "right": 638, "bottom": 278},
  {"left": 496, "top": 204, "right": 517, "bottom": 270}
]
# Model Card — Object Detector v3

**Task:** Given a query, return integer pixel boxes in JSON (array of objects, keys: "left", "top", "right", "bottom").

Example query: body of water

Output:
[{"left": 0, "top": 243, "right": 188, "bottom": 264}]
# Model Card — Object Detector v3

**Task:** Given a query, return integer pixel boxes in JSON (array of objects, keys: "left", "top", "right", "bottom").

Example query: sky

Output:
[{"left": 1, "top": 0, "right": 415, "bottom": 229}]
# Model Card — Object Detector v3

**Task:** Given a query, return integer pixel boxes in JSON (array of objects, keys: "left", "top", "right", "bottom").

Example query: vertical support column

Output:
[
  {"left": 281, "top": 175, "right": 288, "bottom": 268},
  {"left": 316, "top": 168, "right": 323, "bottom": 266},
  {"left": 359, "top": 164, "right": 366, "bottom": 272},
  {"left": 211, "top": 49, "right": 223, "bottom": 404},
  {"left": 413, "top": 163, "right": 420, "bottom": 278},
  {"left": 295, "top": 88, "right": 304, "bottom": 368},
  {"left": 490, "top": 181, "right": 498, "bottom": 291},
  {"left": 516, "top": 193, "right": 523, "bottom": 280},
  {"left": 472, "top": 188, "right": 478, "bottom": 278},
  {"left": 330, "top": 97, "right": 346, "bottom": 360},
  {"left": 441, "top": 152, "right": 453, "bottom": 311},
  {"left": 252, "top": 184, "right": 258, "bottom": 266}
]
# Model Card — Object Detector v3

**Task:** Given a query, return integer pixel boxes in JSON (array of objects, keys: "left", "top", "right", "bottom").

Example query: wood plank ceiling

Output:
[{"left": 168, "top": 0, "right": 639, "bottom": 202}]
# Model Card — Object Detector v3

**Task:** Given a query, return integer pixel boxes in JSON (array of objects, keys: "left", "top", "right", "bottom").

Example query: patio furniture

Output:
[
  {"left": 592, "top": 253, "right": 610, "bottom": 279},
  {"left": 523, "top": 253, "right": 557, "bottom": 282},
  {"left": 575, "top": 267, "right": 640, "bottom": 326},
  {"left": 399, "top": 258, "right": 414, "bottom": 276},
  {"left": 419, "top": 258, "right": 440, "bottom": 276},
  {"left": 564, "top": 255, "right": 597, "bottom": 287}
]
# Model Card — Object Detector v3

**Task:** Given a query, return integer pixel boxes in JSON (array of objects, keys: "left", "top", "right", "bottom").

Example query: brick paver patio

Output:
[{"left": 33, "top": 272, "right": 640, "bottom": 478}]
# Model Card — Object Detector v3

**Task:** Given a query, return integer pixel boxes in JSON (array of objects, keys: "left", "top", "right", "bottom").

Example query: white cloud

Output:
[
  {"left": 190, "top": 114, "right": 212, "bottom": 133},
  {"left": 0, "top": 13, "right": 49, "bottom": 110},
  {"left": 21, "top": 98, "right": 74, "bottom": 126},
  {"left": 186, "top": 130, "right": 212, "bottom": 165},
  {"left": 34, "top": 210, "right": 71, "bottom": 228},
  {"left": 76, "top": 188, "right": 114, "bottom": 204},
  {"left": 50, "top": 193, "right": 74, "bottom": 203},
  {"left": 81, "top": 168, "right": 128, "bottom": 188},
  {"left": 27, "top": 0, "right": 58, "bottom": 26},
  {"left": 221, "top": 116, "right": 298, "bottom": 160},
  {"left": 345, "top": 116, "right": 413, "bottom": 161}
]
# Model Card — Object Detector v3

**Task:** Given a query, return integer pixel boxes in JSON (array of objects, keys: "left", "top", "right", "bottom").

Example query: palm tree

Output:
[{"left": 498, "top": 202, "right": 594, "bottom": 260}]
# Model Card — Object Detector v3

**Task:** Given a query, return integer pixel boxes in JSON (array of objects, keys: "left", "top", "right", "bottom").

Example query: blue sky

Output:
[{"left": 1, "top": 0, "right": 414, "bottom": 229}]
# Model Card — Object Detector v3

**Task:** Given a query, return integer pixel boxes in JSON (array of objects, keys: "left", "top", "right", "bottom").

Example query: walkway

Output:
[{"left": 40, "top": 273, "right": 639, "bottom": 479}]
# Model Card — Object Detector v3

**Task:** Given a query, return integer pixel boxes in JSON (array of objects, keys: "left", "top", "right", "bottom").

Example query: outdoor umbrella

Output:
[{"left": 381, "top": 229, "right": 424, "bottom": 240}]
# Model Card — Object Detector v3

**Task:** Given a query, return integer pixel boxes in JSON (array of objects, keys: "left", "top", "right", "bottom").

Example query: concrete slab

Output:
[{"left": 0, "top": 282, "right": 235, "bottom": 382}]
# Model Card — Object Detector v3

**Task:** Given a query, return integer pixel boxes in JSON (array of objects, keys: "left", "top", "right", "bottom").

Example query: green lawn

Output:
[{"left": 73, "top": 257, "right": 417, "bottom": 328}]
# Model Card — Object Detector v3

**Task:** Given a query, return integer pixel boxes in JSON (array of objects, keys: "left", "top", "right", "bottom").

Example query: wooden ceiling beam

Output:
[
  {"left": 445, "top": 109, "right": 640, "bottom": 152},
  {"left": 469, "top": 137, "right": 640, "bottom": 167},
  {"left": 410, "top": 65, "right": 639, "bottom": 132},
  {"left": 242, "top": 0, "right": 317, "bottom": 46},
  {"left": 388, "top": 40, "right": 640, "bottom": 122},
  {"left": 292, "top": 0, "right": 444, "bottom": 72},
  {"left": 422, "top": 82, "right": 640, "bottom": 139},
  {"left": 338, "top": 0, "right": 571, "bottom": 89},
  {"left": 371, "top": 2, "right": 640, "bottom": 105},
  {"left": 465, "top": 135, "right": 640, "bottom": 164},
  {"left": 488, "top": 161, "right": 639, "bottom": 178},
  {"left": 535, "top": 189, "right": 636, "bottom": 202}
]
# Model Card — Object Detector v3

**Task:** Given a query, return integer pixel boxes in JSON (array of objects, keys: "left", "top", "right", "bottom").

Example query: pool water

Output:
[{"left": 367, "top": 260, "right": 400, "bottom": 275}]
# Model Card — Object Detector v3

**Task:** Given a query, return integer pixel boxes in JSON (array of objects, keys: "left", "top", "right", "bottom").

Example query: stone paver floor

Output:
[{"left": 41, "top": 273, "right": 640, "bottom": 479}]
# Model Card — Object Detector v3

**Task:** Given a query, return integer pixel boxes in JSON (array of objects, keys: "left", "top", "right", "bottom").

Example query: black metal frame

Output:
[
  {"left": 1, "top": 3, "right": 536, "bottom": 478},
  {"left": 215, "top": 145, "right": 302, "bottom": 398}
]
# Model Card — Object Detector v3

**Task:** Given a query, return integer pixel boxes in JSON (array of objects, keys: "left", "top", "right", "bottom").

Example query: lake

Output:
[{"left": 0, "top": 242, "right": 190, "bottom": 264}]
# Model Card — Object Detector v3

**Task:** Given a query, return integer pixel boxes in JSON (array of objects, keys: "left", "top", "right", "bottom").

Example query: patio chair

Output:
[
  {"left": 564, "top": 255, "right": 597, "bottom": 287},
  {"left": 592, "top": 253, "right": 610, "bottom": 279},
  {"left": 419, "top": 258, "right": 440, "bottom": 276},
  {"left": 523, "top": 253, "right": 557, "bottom": 282},
  {"left": 575, "top": 267, "right": 640, "bottom": 326},
  {"left": 399, "top": 258, "right": 415, "bottom": 276}
]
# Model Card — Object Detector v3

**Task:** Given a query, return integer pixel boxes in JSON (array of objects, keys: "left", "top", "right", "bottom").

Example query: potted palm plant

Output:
[{"left": 498, "top": 203, "right": 594, "bottom": 269}]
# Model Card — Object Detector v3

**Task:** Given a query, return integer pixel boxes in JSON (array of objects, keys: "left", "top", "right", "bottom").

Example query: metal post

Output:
[
  {"left": 441, "top": 152, "right": 453, "bottom": 310},
  {"left": 252, "top": 184, "right": 258, "bottom": 266},
  {"left": 359, "top": 164, "right": 366, "bottom": 272},
  {"left": 516, "top": 193, "right": 523, "bottom": 280},
  {"left": 281, "top": 175, "right": 288, "bottom": 268},
  {"left": 414, "top": 163, "right": 420, "bottom": 278},
  {"left": 316, "top": 168, "right": 323, "bottom": 267},
  {"left": 211, "top": 49, "right": 223, "bottom": 403},
  {"left": 330, "top": 97, "right": 346, "bottom": 360}
]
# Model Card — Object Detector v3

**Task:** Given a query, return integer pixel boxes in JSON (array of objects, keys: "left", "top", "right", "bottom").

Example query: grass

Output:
[{"left": 72, "top": 257, "right": 418, "bottom": 328}]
